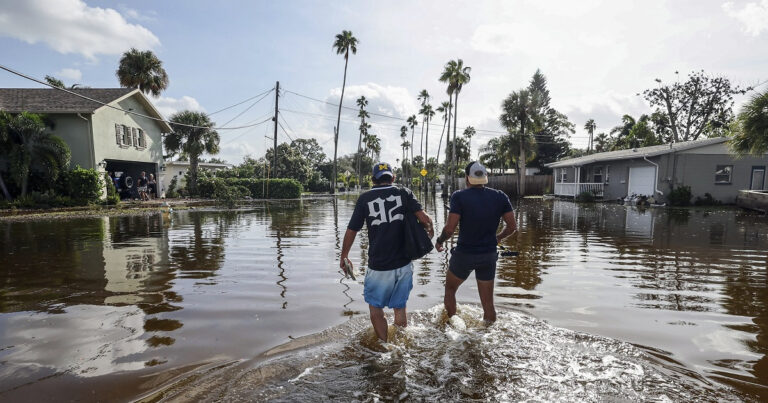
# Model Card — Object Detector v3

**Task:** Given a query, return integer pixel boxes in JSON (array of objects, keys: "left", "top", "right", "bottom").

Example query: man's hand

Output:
[
  {"left": 435, "top": 242, "right": 445, "bottom": 252},
  {"left": 340, "top": 255, "right": 352, "bottom": 272}
]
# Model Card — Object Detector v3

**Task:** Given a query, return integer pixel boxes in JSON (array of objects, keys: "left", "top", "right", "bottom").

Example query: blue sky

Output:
[{"left": 1, "top": 0, "right": 767, "bottom": 165}]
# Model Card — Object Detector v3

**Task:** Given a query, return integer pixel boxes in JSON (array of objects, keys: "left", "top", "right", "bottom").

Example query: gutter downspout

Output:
[
  {"left": 77, "top": 113, "right": 96, "bottom": 169},
  {"left": 643, "top": 156, "right": 664, "bottom": 196}
]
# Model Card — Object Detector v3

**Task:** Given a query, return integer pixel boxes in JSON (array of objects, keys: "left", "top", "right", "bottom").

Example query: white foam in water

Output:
[{"left": 225, "top": 304, "right": 746, "bottom": 402}]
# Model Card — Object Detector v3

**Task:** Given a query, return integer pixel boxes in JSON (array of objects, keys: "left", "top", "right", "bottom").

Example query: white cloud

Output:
[
  {"left": 723, "top": 0, "right": 768, "bottom": 36},
  {"left": 0, "top": 0, "right": 160, "bottom": 60},
  {"left": 55, "top": 68, "right": 82, "bottom": 83},
  {"left": 152, "top": 96, "right": 205, "bottom": 118}
]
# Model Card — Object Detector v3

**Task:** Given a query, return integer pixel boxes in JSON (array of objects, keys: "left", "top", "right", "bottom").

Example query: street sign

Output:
[{"left": 420, "top": 169, "right": 427, "bottom": 177}]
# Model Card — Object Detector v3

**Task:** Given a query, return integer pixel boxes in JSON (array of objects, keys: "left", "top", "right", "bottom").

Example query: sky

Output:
[{"left": 1, "top": 0, "right": 767, "bottom": 166}]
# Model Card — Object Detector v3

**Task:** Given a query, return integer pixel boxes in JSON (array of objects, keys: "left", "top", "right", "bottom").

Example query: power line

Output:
[
  {"left": 208, "top": 87, "right": 274, "bottom": 115},
  {"left": 277, "top": 121, "right": 294, "bottom": 142},
  {"left": 220, "top": 117, "right": 274, "bottom": 145},
  {"left": 0, "top": 63, "right": 268, "bottom": 131},
  {"left": 220, "top": 89, "right": 274, "bottom": 128}
]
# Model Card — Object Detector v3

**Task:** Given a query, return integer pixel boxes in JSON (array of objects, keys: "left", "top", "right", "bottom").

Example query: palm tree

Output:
[
  {"left": 500, "top": 89, "right": 541, "bottom": 196},
  {"left": 356, "top": 96, "right": 369, "bottom": 190},
  {"left": 439, "top": 59, "right": 471, "bottom": 191},
  {"left": 584, "top": 119, "right": 597, "bottom": 153},
  {"left": 407, "top": 114, "right": 418, "bottom": 167},
  {"left": 401, "top": 140, "right": 411, "bottom": 183},
  {"left": 116, "top": 48, "right": 169, "bottom": 97},
  {"left": 435, "top": 101, "right": 451, "bottom": 164},
  {"left": 0, "top": 112, "right": 71, "bottom": 198},
  {"left": 421, "top": 104, "right": 435, "bottom": 191},
  {"left": 165, "top": 111, "right": 220, "bottom": 196},
  {"left": 331, "top": 30, "right": 359, "bottom": 193},
  {"left": 463, "top": 126, "right": 476, "bottom": 160},
  {"left": 417, "top": 90, "right": 430, "bottom": 161},
  {"left": 730, "top": 89, "right": 768, "bottom": 156},
  {"left": 400, "top": 125, "right": 409, "bottom": 182}
]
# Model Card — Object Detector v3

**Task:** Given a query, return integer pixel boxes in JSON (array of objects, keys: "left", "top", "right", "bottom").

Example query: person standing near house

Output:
[
  {"left": 137, "top": 171, "right": 149, "bottom": 201},
  {"left": 435, "top": 161, "right": 517, "bottom": 323},
  {"left": 340, "top": 162, "right": 434, "bottom": 342},
  {"left": 148, "top": 173, "right": 157, "bottom": 199}
]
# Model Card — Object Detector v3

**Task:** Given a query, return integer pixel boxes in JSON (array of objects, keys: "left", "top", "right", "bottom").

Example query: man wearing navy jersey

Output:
[
  {"left": 341, "top": 162, "right": 434, "bottom": 341},
  {"left": 435, "top": 161, "right": 517, "bottom": 323}
]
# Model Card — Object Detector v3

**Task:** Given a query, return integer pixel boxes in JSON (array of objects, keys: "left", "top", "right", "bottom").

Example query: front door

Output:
[{"left": 751, "top": 166, "right": 766, "bottom": 190}]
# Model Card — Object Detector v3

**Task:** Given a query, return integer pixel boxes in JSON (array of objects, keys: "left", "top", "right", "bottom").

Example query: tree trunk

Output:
[
  {"left": 333, "top": 56, "right": 349, "bottom": 193},
  {"left": 519, "top": 121, "right": 526, "bottom": 197},
  {"left": 0, "top": 173, "right": 10, "bottom": 200},
  {"left": 443, "top": 99, "right": 452, "bottom": 197},
  {"left": 424, "top": 115, "right": 430, "bottom": 193},
  {"left": 356, "top": 123, "right": 363, "bottom": 191},
  {"left": 451, "top": 92, "right": 459, "bottom": 192},
  {"left": 189, "top": 153, "right": 199, "bottom": 196}
]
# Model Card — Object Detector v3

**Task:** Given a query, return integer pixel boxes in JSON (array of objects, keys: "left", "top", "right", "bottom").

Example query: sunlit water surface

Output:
[{"left": 1, "top": 196, "right": 767, "bottom": 401}]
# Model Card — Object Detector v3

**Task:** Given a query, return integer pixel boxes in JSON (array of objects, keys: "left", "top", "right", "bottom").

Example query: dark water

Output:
[{"left": 1, "top": 197, "right": 767, "bottom": 401}]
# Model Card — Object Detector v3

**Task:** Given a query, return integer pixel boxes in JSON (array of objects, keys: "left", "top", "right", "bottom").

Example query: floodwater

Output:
[{"left": 1, "top": 196, "right": 767, "bottom": 401}]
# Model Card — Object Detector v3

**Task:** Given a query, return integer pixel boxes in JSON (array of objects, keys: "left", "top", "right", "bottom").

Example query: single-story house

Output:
[
  {"left": 545, "top": 137, "right": 768, "bottom": 204},
  {"left": 0, "top": 88, "right": 172, "bottom": 198},
  {"left": 161, "top": 160, "right": 232, "bottom": 195}
]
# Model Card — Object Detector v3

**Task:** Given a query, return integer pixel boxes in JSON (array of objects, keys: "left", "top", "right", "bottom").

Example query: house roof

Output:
[
  {"left": 0, "top": 88, "right": 173, "bottom": 132},
  {"left": 545, "top": 137, "right": 729, "bottom": 168}
]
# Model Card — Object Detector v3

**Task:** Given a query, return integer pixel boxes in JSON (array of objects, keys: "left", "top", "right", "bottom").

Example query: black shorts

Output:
[{"left": 448, "top": 249, "right": 498, "bottom": 281}]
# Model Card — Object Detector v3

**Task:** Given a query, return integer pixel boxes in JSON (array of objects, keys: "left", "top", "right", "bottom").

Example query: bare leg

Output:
[
  {"left": 477, "top": 279, "right": 496, "bottom": 322},
  {"left": 393, "top": 307, "right": 407, "bottom": 327},
  {"left": 444, "top": 270, "right": 465, "bottom": 317},
  {"left": 369, "top": 305, "right": 388, "bottom": 342}
]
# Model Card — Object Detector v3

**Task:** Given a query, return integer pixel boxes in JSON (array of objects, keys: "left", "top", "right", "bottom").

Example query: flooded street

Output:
[{"left": 1, "top": 196, "right": 767, "bottom": 401}]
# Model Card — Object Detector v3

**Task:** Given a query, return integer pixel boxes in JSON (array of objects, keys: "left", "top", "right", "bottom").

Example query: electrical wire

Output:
[
  {"left": 208, "top": 87, "right": 274, "bottom": 115},
  {"left": 0, "top": 63, "right": 268, "bottom": 131},
  {"left": 219, "top": 89, "right": 275, "bottom": 128}
]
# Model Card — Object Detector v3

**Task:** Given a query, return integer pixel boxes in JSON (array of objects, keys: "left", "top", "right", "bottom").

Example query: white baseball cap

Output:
[{"left": 465, "top": 161, "right": 488, "bottom": 185}]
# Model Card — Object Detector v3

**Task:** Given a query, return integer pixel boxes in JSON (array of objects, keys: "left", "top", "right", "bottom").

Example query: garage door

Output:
[{"left": 628, "top": 166, "right": 655, "bottom": 196}]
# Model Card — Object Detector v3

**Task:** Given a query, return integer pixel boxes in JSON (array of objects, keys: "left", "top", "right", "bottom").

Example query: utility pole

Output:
[{"left": 273, "top": 81, "right": 279, "bottom": 178}]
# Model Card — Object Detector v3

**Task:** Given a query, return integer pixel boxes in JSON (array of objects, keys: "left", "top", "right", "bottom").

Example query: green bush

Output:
[
  {"left": 11, "top": 191, "right": 78, "bottom": 208},
  {"left": 694, "top": 192, "right": 721, "bottom": 206},
  {"left": 668, "top": 185, "right": 692, "bottom": 206},
  {"left": 166, "top": 176, "right": 180, "bottom": 198},
  {"left": 575, "top": 191, "right": 596, "bottom": 202},
  {"left": 197, "top": 177, "right": 303, "bottom": 199},
  {"left": 306, "top": 172, "right": 330, "bottom": 192},
  {"left": 57, "top": 166, "right": 102, "bottom": 204},
  {"left": 103, "top": 173, "right": 120, "bottom": 205}
]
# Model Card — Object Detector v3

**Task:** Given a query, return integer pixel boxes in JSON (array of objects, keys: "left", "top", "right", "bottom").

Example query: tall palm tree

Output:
[
  {"left": 331, "top": 30, "right": 359, "bottom": 193},
  {"left": 730, "top": 89, "right": 768, "bottom": 156},
  {"left": 356, "top": 96, "right": 369, "bottom": 190},
  {"left": 421, "top": 104, "right": 435, "bottom": 191},
  {"left": 400, "top": 125, "right": 409, "bottom": 182},
  {"left": 435, "top": 101, "right": 451, "bottom": 164},
  {"left": 165, "top": 111, "right": 220, "bottom": 196},
  {"left": 500, "top": 89, "right": 540, "bottom": 196},
  {"left": 440, "top": 59, "right": 471, "bottom": 191},
  {"left": 584, "top": 119, "right": 597, "bottom": 153},
  {"left": 0, "top": 112, "right": 70, "bottom": 198},
  {"left": 463, "top": 126, "right": 476, "bottom": 160},
  {"left": 116, "top": 48, "right": 169, "bottom": 97},
  {"left": 407, "top": 114, "right": 418, "bottom": 167},
  {"left": 417, "top": 90, "right": 430, "bottom": 161}
]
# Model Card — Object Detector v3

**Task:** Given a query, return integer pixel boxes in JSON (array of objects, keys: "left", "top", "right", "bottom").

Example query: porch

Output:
[{"left": 553, "top": 182, "right": 605, "bottom": 198}]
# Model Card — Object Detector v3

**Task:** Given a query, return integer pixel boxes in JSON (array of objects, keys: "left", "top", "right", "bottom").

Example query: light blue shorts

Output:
[{"left": 364, "top": 263, "right": 413, "bottom": 309}]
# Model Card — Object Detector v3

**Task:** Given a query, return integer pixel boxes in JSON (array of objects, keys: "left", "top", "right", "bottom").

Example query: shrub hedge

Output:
[
  {"left": 668, "top": 185, "right": 692, "bottom": 206},
  {"left": 198, "top": 177, "right": 303, "bottom": 199},
  {"left": 57, "top": 166, "right": 102, "bottom": 204}
]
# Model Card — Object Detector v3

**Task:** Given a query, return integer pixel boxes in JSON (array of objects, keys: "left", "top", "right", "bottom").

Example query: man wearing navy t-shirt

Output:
[
  {"left": 341, "top": 162, "right": 434, "bottom": 341},
  {"left": 435, "top": 161, "right": 517, "bottom": 323}
]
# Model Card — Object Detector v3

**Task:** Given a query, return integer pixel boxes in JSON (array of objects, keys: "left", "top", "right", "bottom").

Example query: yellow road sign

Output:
[{"left": 420, "top": 169, "right": 427, "bottom": 177}]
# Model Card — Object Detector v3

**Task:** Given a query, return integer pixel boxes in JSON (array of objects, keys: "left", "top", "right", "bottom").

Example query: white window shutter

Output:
[
  {"left": 115, "top": 124, "right": 121, "bottom": 145},
  {"left": 132, "top": 128, "right": 138, "bottom": 147}
]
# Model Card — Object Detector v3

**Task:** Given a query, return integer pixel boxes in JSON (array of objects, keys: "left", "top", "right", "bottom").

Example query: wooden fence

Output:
[{"left": 457, "top": 175, "right": 553, "bottom": 197}]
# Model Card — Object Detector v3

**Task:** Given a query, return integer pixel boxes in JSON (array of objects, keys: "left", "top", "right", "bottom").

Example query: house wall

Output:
[
  {"left": 581, "top": 156, "right": 668, "bottom": 201},
  {"left": 671, "top": 151, "right": 768, "bottom": 204},
  {"left": 47, "top": 114, "right": 96, "bottom": 169}
]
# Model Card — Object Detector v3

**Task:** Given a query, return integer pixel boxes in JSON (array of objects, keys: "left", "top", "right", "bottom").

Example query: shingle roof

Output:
[
  {"left": 0, "top": 88, "right": 135, "bottom": 113},
  {"left": 545, "top": 137, "right": 729, "bottom": 168}
]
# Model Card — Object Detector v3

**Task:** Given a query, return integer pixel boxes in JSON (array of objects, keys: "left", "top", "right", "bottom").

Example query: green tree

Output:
[
  {"left": 435, "top": 101, "right": 451, "bottom": 164},
  {"left": 642, "top": 70, "right": 750, "bottom": 142},
  {"left": 266, "top": 143, "right": 314, "bottom": 185},
  {"left": 445, "top": 137, "right": 470, "bottom": 176},
  {"left": 406, "top": 114, "right": 418, "bottom": 165},
  {"left": 400, "top": 125, "right": 409, "bottom": 181},
  {"left": 593, "top": 132, "right": 612, "bottom": 152},
  {"left": 584, "top": 119, "right": 596, "bottom": 153},
  {"left": 331, "top": 30, "right": 359, "bottom": 193},
  {"left": 463, "top": 126, "right": 476, "bottom": 160},
  {"left": 0, "top": 112, "right": 70, "bottom": 198},
  {"left": 527, "top": 70, "right": 573, "bottom": 173},
  {"left": 439, "top": 59, "right": 471, "bottom": 191},
  {"left": 45, "top": 75, "right": 65, "bottom": 88},
  {"left": 730, "top": 89, "right": 768, "bottom": 156},
  {"left": 165, "top": 111, "right": 220, "bottom": 196},
  {"left": 356, "top": 96, "right": 369, "bottom": 188},
  {"left": 500, "top": 89, "right": 541, "bottom": 195},
  {"left": 291, "top": 138, "right": 326, "bottom": 167},
  {"left": 116, "top": 48, "right": 169, "bottom": 97},
  {"left": 417, "top": 89, "right": 430, "bottom": 161}
]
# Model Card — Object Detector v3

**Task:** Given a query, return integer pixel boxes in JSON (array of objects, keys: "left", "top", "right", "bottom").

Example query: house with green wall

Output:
[{"left": 0, "top": 88, "right": 173, "bottom": 198}]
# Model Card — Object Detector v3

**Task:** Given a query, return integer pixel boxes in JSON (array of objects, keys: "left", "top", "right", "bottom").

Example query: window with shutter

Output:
[
  {"left": 131, "top": 128, "right": 137, "bottom": 148},
  {"left": 122, "top": 125, "right": 130, "bottom": 145},
  {"left": 138, "top": 129, "right": 145, "bottom": 148},
  {"left": 115, "top": 123, "right": 122, "bottom": 145}
]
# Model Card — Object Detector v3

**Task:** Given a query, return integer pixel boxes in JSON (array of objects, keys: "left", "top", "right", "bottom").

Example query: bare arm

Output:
[
  {"left": 340, "top": 229, "right": 357, "bottom": 270},
  {"left": 414, "top": 210, "right": 435, "bottom": 238},
  {"left": 435, "top": 212, "right": 460, "bottom": 252},
  {"left": 495, "top": 211, "right": 517, "bottom": 244}
]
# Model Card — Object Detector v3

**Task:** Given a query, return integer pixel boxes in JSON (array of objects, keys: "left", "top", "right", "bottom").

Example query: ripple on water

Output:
[{"left": 170, "top": 305, "right": 746, "bottom": 402}]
